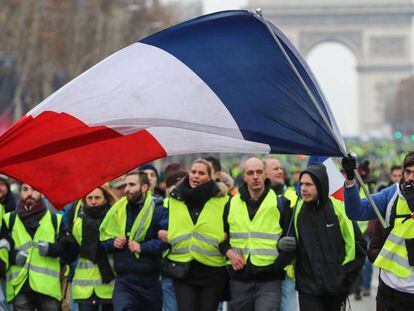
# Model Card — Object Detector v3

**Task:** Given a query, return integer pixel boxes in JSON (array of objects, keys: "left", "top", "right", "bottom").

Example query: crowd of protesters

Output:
[{"left": 0, "top": 150, "right": 412, "bottom": 311}]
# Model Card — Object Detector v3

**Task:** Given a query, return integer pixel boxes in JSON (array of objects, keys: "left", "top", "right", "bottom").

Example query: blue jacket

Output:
[
  {"left": 344, "top": 183, "right": 398, "bottom": 221},
  {"left": 101, "top": 196, "right": 169, "bottom": 281}
]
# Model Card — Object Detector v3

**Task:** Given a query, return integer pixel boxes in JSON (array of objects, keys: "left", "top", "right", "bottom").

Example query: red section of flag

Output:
[
  {"left": 0, "top": 111, "right": 167, "bottom": 209},
  {"left": 331, "top": 187, "right": 344, "bottom": 201}
]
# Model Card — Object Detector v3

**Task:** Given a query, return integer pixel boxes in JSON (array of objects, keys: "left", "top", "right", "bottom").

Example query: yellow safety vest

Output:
[
  {"left": 5, "top": 211, "right": 62, "bottom": 302},
  {"left": 167, "top": 195, "right": 228, "bottom": 267},
  {"left": 72, "top": 210, "right": 115, "bottom": 300},
  {"left": 0, "top": 204, "right": 8, "bottom": 270},
  {"left": 73, "top": 200, "right": 83, "bottom": 221},
  {"left": 228, "top": 189, "right": 282, "bottom": 267},
  {"left": 284, "top": 186, "right": 298, "bottom": 207},
  {"left": 100, "top": 194, "right": 154, "bottom": 246},
  {"left": 375, "top": 197, "right": 414, "bottom": 278},
  {"left": 294, "top": 197, "right": 356, "bottom": 265}
]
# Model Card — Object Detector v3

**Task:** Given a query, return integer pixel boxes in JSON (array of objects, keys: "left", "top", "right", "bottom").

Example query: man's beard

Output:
[
  {"left": 22, "top": 197, "right": 40, "bottom": 209},
  {"left": 126, "top": 191, "right": 143, "bottom": 204}
]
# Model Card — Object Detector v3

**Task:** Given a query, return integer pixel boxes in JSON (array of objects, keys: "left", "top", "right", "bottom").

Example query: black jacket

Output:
[
  {"left": 295, "top": 163, "right": 365, "bottom": 296},
  {"left": 220, "top": 180, "right": 293, "bottom": 281}
]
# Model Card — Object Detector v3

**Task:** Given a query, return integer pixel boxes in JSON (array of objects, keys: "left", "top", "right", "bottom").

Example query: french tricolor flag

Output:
[
  {"left": 0, "top": 11, "right": 346, "bottom": 208},
  {"left": 308, "top": 156, "right": 344, "bottom": 201}
]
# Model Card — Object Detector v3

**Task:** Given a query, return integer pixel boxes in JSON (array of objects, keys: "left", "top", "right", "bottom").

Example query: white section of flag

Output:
[
  {"left": 323, "top": 157, "right": 345, "bottom": 196},
  {"left": 29, "top": 43, "right": 245, "bottom": 140},
  {"left": 148, "top": 127, "right": 271, "bottom": 155}
]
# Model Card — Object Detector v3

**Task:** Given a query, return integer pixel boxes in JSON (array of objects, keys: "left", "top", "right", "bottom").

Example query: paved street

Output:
[
  {"left": 348, "top": 267, "right": 378, "bottom": 311},
  {"left": 222, "top": 268, "right": 380, "bottom": 311}
]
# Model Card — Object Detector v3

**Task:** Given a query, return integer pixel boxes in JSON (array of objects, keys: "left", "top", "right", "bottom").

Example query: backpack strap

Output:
[
  {"left": 8, "top": 211, "right": 17, "bottom": 233},
  {"left": 385, "top": 196, "right": 402, "bottom": 237},
  {"left": 50, "top": 212, "right": 58, "bottom": 240},
  {"left": 277, "top": 196, "right": 284, "bottom": 215}
]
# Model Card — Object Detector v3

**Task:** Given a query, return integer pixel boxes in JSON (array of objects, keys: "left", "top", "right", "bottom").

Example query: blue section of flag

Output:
[
  {"left": 308, "top": 156, "right": 329, "bottom": 166},
  {"left": 141, "top": 10, "right": 343, "bottom": 156}
]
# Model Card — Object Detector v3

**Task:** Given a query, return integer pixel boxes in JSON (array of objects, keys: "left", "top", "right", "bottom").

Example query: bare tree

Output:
[{"left": 0, "top": 0, "right": 180, "bottom": 120}]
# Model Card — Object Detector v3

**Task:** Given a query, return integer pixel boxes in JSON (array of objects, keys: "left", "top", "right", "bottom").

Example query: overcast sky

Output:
[
  {"left": 201, "top": 0, "right": 358, "bottom": 136},
  {"left": 202, "top": 0, "right": 247, "bottom": 13}
]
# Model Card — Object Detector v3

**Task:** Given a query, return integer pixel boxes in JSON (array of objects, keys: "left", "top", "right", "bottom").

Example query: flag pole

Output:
[{"left": 255, "top": 9, "right": 387, "bottom": 228}]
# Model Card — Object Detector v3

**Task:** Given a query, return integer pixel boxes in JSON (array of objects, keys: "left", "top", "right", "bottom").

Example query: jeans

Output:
[
  {"left": 361, "top": 258, "right": 373, "bottom": 290},
  {"left": 13, "top": 291, "right": 60, "bottom": 311},
  {"left": 0, "top": 278, "right": 8, "bottom": 310},
  {"left": 161, "top": 277, "right": 178, "bottom": 311},
  {"left": 280, "top": 276, "right": 297, "bottom": 311}
]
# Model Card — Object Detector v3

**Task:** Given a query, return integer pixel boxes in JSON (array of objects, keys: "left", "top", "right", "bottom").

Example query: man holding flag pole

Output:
[{"left": 343, "top": 152, "right": 414, "bottom": 311}]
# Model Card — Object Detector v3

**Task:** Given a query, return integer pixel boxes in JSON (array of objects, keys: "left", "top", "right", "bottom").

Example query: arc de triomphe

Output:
[{"left": 249, "top": 0, "right": 414, "bottom": 136}]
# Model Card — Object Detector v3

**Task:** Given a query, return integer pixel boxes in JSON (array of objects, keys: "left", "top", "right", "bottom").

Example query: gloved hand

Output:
[
  {"left": 15, "top": 251, "right": 28, "bottom": 266},
  {"left": 37, "top": 241, "right": 49, "bottom": 256},
  {"left": 0, "top": 239, "right": 10, "bottom": 251},
  {"left": 278, "top": 236, "right": 297, "bottom": 252},
  {"left": 342, "top": 154, "right": 357, "bottom": 180}
]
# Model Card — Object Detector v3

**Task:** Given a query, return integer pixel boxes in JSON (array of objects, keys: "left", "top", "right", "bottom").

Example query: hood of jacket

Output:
[{"left": 300, "top": 163, "right": 329, "bottom": 207}]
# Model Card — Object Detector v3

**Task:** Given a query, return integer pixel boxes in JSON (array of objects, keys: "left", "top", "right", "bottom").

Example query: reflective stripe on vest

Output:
[
  {"left": 130, "top": 196, "right": 154, "bottom": 242},
  {"left": 375, "top": 197, "right": 414, "bottom": 278},
  {"left": 230, "top": 232, "right": 280, "bottom": 240},
  {"left": 72, "top": 279, "right": 109, "bottom": 286},
  {"left": 228, "top": 189, "right": 282, "bottom": 267},
  {"left": 7, "top": 263, "right": 61, "bottom": 281},
  {"left": 4, "top": 211, "right": 62, "bottom": 302},
  {"left": 167, "top": 195, "right": 227, "bottom": 267},
  {"left": 170, "top": 232, "right": 219, "bottom": 248},
  {"left": 76, "top": 258, "right": 115, "bottom": 270},
  {"left": 170, "top": 245, "right": 222, "bottom": 257}
]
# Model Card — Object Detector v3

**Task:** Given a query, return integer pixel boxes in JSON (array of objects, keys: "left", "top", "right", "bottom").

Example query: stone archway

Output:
[
  {"left": 307, "top": 42, "right": 359, "bottom": 136},
  {"left": 249, "top": 0, "right": 414, "bottom": 135}
]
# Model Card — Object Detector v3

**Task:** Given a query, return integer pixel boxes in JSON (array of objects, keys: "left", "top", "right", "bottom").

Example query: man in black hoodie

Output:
[{"left": 293, "top": 163, "right": 365, "bottom": 311}]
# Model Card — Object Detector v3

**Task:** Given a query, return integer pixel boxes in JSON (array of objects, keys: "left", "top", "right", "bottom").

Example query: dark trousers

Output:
[
  {"left": 14, "top": 291, "right": 61, "bottom": 311},
  {"left": 377, "top": 278, "right": 414, "bottom": 311},
  {"left": 298, "top": 293, "right": 346, "bottom": 311},
  {"left": 229, "top": 279, "right": 281, "bottom": 311},
  {"left": 113, "top": 276, "right": 162, "bottom": 311},
  {"left": 78, "top": 303, "right": 113, "bottom": 311},
  {"left": 173, "top": 279, "right": 225, "bottom": 311}
]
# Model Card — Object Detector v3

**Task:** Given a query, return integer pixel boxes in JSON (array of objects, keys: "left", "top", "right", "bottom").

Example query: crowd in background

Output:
[{"left": 0, "top": 143, "right": 410, "bottom": 311}]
